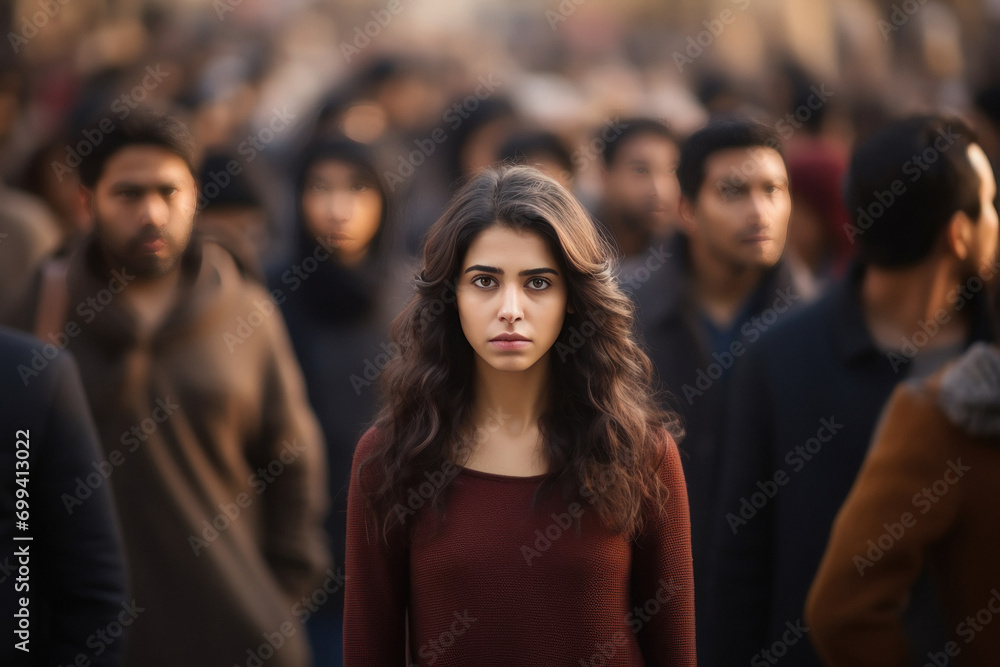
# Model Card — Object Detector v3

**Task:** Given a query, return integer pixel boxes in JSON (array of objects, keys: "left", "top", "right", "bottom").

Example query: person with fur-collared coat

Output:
[{"left": 807, "top": 342, "right": 1000, "bottom": 665}]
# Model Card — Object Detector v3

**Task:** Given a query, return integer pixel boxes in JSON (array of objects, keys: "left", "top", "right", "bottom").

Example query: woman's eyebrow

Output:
[{"left": 463, "top": 264, "right": 559, "bottom": 276}]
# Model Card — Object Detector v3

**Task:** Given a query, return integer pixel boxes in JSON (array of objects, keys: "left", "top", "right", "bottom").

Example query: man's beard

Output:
[{"left": 95, "top": 216, "right": 190, "bottom": 281}]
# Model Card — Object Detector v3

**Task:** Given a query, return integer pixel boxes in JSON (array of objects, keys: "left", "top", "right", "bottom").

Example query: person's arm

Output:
[
  {"left": 704, "top": 346, "right": 776, "bottom": 665},
  {"left": 38, "top": 350, "right": 129, "bottom": 666},
  {"left": 632, "top": 430, "right": 696, "bottom": 666},
  {"left": 254, "top": 302, "right": 330, "bottom": 600},
  {"left": 805, "top": 385, "right": 963, "bottom": 666},
  {"left": 343, "top": 427, "right": 409, "bottom": 665}
]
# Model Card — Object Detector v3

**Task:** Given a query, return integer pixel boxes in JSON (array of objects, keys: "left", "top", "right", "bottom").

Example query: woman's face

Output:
[
  {"left": 301, "top": 159, "right": 383, "bottom": 266},
  {"left": 456, "top": 225, "right": 570, "bottom": 374}
]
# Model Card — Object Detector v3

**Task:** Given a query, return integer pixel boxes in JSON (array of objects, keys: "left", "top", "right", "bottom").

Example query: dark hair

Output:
[
  {"left": 601, "top": 118, "right": 677, "bottom": 168},
  {"left": 361, "top": 165, "right": 675, "bottom": 540},
  {"left": 294, "top": 135, "right": 393, "bottom": 263},
  {"left": 79, "top": 109, "right": 198, "bottom": 189},
  {"left": 498, "top": 130, "right": 573, "bottom": 174},
  {"left": 844, "top": 115, "right": 982, "bottom": 268},
  {"left": 676, "top": 115, "right": 785, "bottom": 201}
]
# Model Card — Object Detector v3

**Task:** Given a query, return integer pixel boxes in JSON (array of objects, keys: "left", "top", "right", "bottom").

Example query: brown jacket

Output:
[
  {"left": 15, "top": 233, "right": 329, "bottom": 666},
  {"left": 806, "top": 343, "right": 1000, "bottom": 666}
]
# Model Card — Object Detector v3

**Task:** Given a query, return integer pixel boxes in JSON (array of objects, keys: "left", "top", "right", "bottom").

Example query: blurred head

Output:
[
  {"left": 296, "top": 137, "right": 389, "bottom": 267},
  {"left": 196, "top": 152, "right": 269, "bottom": 269},
  {"left": 448, "top": 96, "right": 518, "bottom": 186},
  {"left": 677, "top": 116, "right": 790, "bottom": 270},
  {"left": 845, "top": 115, "right": 997, "bottom": 274},
  {"left": 601, "top": 118, "right": 680, "bottom": 237},
  {"left": 80, "top": 110, "right": 199, "bottom": 281},
  {"left": 21, "top": 138, "right": 93, "bottom": 236},
  {"left": 497, "top": 130, "right": 574, "bottom": 188}
]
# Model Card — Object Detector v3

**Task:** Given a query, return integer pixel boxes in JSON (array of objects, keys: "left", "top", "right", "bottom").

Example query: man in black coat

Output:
[
  {"left": 632, "top": 117, "right": 815, "bottom": 660},
  {"left": 706, "top": 114, "right": 999, "bottom": 666},
  {"left": 0, "top": 326, "right": 128, "bottom": 666}
]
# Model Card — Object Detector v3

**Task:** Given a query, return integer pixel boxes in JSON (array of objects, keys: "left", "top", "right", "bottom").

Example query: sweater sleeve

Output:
[
  {"left": 631, "top": 430, "right": 697, "bottom": 666},
  {"left": 805, "top": 384, "right": 964, "bottom": 666},
  {"left": 343, "top": 427, "right": 409, "bottom": 665}
]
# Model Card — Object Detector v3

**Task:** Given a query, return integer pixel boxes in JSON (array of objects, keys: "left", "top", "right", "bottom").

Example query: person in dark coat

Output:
[
  {"left": 706, "top": 114, "right": 999, "bottom": 666},
  {"left": 0, "top": 327, "right": 128, "bottom": 666},
  {"left": 632, "top": 116, "right": 815, "bottom": 660},
  {"left": 4, "top": 109, "right": 330, "bottom": 667},
  {"left": 268, "top": 136, "right": 412, "bottom": 666}
]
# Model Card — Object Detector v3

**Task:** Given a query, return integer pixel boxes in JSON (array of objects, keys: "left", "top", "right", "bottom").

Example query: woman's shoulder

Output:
[
  {"left": 651, "top": 425, "right": 681, "bottom": 470},
  {"left": 354, "top": 425, "right": 385, "bottom": 461}
]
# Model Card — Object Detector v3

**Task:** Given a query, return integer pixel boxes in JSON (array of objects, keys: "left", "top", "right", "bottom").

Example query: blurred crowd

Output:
[{"left": 2, "top": 0, "right": 1000, "bottom": 665}]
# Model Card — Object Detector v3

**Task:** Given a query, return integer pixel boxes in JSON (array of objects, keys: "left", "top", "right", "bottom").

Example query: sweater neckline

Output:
[{"left": 456, "top": 466, "right": 550, "bottom": 482}]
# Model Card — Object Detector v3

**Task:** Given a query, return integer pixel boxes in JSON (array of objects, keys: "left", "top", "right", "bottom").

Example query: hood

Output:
[{"left": 938, "top": 342, "right": 1000, "bottom": 438}]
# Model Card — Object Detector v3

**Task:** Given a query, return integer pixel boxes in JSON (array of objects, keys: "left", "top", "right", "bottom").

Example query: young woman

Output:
[
  {"left": 269, "top": 136, "right": 411, "bottom": 666},
  {"left": 344, "top": 165, "right": 695, "bottom": 665}
]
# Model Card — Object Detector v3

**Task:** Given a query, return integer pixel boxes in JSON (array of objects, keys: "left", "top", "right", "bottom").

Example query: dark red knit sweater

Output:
[{"left": 343, "top": 427, "right": 696, "bottom": 666}]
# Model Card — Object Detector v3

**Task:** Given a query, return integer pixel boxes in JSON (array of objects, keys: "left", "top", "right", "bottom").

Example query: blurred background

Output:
[{"left": 3, "top": 0, "right": 1000, "bottom": 268}]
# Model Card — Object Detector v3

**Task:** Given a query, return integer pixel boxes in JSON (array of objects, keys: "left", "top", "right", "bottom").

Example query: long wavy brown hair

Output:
[{"left": 361, "top": 164, "right": 679, "bottom": 540}]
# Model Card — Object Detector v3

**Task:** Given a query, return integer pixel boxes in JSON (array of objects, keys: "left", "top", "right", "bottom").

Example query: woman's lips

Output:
[{"left": 490, "top": 339, "right": 531, "bottom": 350}]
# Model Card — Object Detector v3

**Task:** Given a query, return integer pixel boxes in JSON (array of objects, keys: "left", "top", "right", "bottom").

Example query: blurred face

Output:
[
  {"left": 457, "top": 226, "right": 569, "bottom": 374},
  {"left": 89, "top": 146, "right": 197, "bottom": 280},
  {"left": 604, "top": 133, "right": 680, "bottom": 235},
  {"left": 965, "top": 143, "right": 999, "bottom": 275},
  {"left": 302, "top": 159, "right": 383, "bottom": 267},
  {"left": 681, "top": 146, "right": 791, "bottom": 270}
]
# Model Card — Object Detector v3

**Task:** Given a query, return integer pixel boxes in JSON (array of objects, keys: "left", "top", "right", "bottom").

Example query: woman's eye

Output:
[
  {"left": 528, "top": 278, "right": 549, "bottom": 289},
  {"left": 351, "top": 182, "right": 370, "bottom": 192},
  {"left": 474, "top": 276, "right": 495, "bottom": 288}
]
